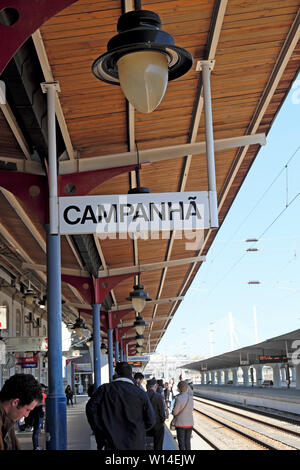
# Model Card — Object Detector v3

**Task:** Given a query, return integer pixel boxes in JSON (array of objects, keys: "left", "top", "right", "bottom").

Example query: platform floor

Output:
[{"left": 16, "top": 395, "right": 179, "bottom": 451}]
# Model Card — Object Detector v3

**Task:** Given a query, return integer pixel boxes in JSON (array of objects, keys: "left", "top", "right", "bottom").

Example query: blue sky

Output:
[{"left": 157, "top": 73, "right": 300, "bottom": 359}]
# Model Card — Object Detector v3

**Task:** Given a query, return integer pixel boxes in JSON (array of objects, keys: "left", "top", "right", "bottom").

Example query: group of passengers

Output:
[
  {"left": 86, "top": 362, "right": 194, "bottom": 451},
  {"left": 0, "top": 363, "right": 193, "bottom": 451}
]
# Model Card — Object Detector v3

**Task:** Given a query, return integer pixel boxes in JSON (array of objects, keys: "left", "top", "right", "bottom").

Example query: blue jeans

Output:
[
  {"left": 32, "top": 417, "right": 44, "bottom": 449},
  {"left": 176, "top": 427, "right": 192, "bottom": 450}
]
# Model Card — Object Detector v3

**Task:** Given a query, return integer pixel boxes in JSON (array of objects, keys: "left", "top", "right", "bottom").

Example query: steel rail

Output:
[
  {"left": 193, "top": 406, "right": 285, "bottom": 450},
  {"left": 194, "top": 396, "right": 300, "bottom": 440}
]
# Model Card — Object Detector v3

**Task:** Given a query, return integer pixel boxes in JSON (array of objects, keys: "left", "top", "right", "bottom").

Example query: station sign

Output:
[
  {"left": 5, "top": 336, "right": 48, "bottom": 352},
  {"left": 58, "top": 192, "right": 210, "bottom": 235},
  {"left": 127, "top": 355, "right": 150, "bottom": 362},
  {"left": 17, "top": 357, "right": 38, "bottom": 369},
  {"left": 259, "top": 355, "right": 287, "bottom": 364}
]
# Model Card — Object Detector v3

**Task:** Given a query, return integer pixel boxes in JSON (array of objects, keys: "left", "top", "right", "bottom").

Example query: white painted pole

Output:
[{"left": 200, "top": 60, "right": 218, "bottom": 228}]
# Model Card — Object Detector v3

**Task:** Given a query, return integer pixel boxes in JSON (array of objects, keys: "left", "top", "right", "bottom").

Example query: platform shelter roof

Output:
[{"left": 0, "top": 0, "right": 299, "bottom": 354}]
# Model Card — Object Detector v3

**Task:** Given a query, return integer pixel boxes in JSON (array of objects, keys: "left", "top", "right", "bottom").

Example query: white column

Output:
[
  {"left": 291, "top": 367, "right": 296, "bottom": 382},
  {"left": 241, "top": 366, "right": 250, "bottom": 386},
  {"left": 211, "top": 371, "right": 216, "bottom": 385},
  {"left": 254, "top": 364, "right": 263, "bottom": 386},
  {"left": 216, "top": 370, "right": 222, "bottom": 385},
  {"left": 295, "top": 363, "right": 300, "bottom": 390},
  {"left": 205, "top": 372, "right": 210, "bottom": 384},
  {"left": 224, "top": 369, "right": 229, "bottom": 385},
  {"left": 281, "top": 365, "right": 286, "bottom": 382},
  {"left": 232, "top": 368, "right": 238, "bottom": 386},
  {"left": 271, "top": 363, "right": 281, "bottom": 388}
]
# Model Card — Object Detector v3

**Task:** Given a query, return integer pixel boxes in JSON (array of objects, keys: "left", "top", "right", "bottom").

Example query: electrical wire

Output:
[
  {"left": 208, "top": 145, "right": 300, "bottom": 267},
  {"left": 196, "top": 145, "right": 300, "bottom": 303}
]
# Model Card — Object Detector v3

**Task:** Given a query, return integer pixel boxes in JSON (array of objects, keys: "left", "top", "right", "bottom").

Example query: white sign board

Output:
[
  {"left": 0, "top": 306, "right": 7, "bottom": 329},
  {"left": 58, "top": 191, "right": 211, "bottom": 235},
  {"left": 5, "top": 336, "right": 48, "bottom": 352},
  {"left": 127, "top": 355, "right": 150, "bottom": 362},
  {"left": 0, "top": 340, "right": 6, "bottom": 364}
]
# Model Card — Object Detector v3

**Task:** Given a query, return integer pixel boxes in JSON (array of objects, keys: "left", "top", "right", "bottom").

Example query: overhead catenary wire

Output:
[
  {"left": 208, "top": 144, "right": 300, "bottom": 267},
  {"left": 197, "top": 144, "right": 300, "bottom": 302}
]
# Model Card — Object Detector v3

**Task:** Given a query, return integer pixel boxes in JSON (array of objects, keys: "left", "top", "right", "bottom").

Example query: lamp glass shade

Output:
[
  {"left": 117, "top": 51, "right": 168, "bottom": 113},
  {"left": 135, "top": 324, "right": 145, "bottom": 335},
  {"left": 136, "top": 337, "right": 144, "bottom": 346},
  {"left": 132, "top": 297, "right": 146, "bottom": 314},
  {"left": 25, "top": 294, "right": 35, "bottom": 305},
  {"left": 75, "top": 327, "right": 84, "bottom": 340}
]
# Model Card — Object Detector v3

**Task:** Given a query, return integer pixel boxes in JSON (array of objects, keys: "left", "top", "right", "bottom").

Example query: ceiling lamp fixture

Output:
[
  {"left": 127, "top": 275, "right": 152, "bottom": 314},
  {"left": 23, "top": 282, "right": 36, "bottom": 305},
  {"left": 38, "top": 295, "right": 47, "bottom": 309},
  {"left": 92, "top": 8, "right": 193, "bottom": 113},
  {"left": 86, "top": 335, "right": 93, "bottom": 347},
  {"left": 72, "top": 315, "right": 89, "bottom": 340},
  {"left": 101, "top": 342, "right": 108, "bottom": 355},
  {"left": 134, "top": 315, "right": 146, "bottom": 336},
  {"left": 135, "top": 334, "right": 144, "bottom": 346}
]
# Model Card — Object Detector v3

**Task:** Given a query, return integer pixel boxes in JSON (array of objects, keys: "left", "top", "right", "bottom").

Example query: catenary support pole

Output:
[{"left": 92, "top": 303, "right": 101, "bottom": 387}]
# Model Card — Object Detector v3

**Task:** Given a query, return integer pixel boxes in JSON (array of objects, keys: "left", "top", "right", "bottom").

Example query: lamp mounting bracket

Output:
[{"left": 196, "top": 60, "right": 215, "bottom": 72}]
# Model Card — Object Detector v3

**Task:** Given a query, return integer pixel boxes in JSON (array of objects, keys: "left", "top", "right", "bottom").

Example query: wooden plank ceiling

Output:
[{"left": 0, "top": 0, "right": 299, "bottom": 354}]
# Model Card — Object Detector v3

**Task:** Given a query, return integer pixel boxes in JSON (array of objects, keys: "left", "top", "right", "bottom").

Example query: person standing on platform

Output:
[
  {"left": 134, "top": 372, "right": 145, "bottom": 389},
  {"left": 86, "top": 362, "right": 155, "bottom": 450},
  {"left": 146, "top": 378, "right": 166, "bottom": 450},
  {"left": 172, "top": 380, "right": 194, "bottom": 450},
  {"left": 164, "top": 382, "right": 170, "bottom": 418},
  {"left": 65, "top": 385, "right": 74, "bottom": 406},
  {"left": 0, "top": 374, "right": 42, "bottom": 450}
]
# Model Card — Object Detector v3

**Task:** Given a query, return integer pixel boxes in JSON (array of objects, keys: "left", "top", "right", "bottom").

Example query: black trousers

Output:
[
  {"left": 147, "top": 425, "right": 165, "bottom": 450},
  {"left": 176, "top": 427, "right": 192, "bottom": 450}
]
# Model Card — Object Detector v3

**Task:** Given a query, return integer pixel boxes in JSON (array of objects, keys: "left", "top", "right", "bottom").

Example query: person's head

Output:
[
  {"left": 115, "top": 361, "right": 133, "bottom": 379},
  {"left": 134, "top": 372, "right": 144, "bottom": 386},
  {"left": 0, "top": 374, "right": 43, "bottom": 422},
  {"left": 177, "top": 380, "right": 188, "bottom": 393},
  {"left": 157, "top": 379, "right": 163, "bottom": 388},
  {"left": 164, "top": 382, "right": 169, "bottom": 388},
  {"left": 87, "top": 383, "right": 97, "bottom": 397},
  {"left": 146, "top": 378, "right": 157, "bottom": 391}
]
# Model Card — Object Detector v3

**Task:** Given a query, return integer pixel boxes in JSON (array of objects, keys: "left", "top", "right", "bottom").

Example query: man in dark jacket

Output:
[
  {"left": 86, "top": 362, "right": 155, "bottom": 450},
  {"left": 146, "top": 378, "right": 166, "bottom": 450},
  {"left": 0, "top": 374, "right": 42, "bottom": 450}
]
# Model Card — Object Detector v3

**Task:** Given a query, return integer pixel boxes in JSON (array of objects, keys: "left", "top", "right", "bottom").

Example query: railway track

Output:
[{"left": 192, "top": 396, "right": 300, "bottom": 450}]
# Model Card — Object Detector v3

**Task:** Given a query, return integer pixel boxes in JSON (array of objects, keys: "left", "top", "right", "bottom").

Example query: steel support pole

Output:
[
  {"left": 200, "top": 60, "right": 219, "bottom": 228},
  {"left": 43, "top": 81, "right": 66, "bottom": 450},
  {"left": 120, "top": 349, "right": 124, "bottom": 362},
  {"left": 108, "top": 328, "right": 114, "bottom": 381},
  {"left": 92, "top": 303, "right": 101, "bottom": 388},
  {"left": 45, "top": 226, "right": 66, "bottom": 449},
  {"left": 115, "top": 340, "right": 119, "bottom": 364}
]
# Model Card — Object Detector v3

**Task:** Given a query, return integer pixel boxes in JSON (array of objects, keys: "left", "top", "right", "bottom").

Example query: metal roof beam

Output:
[
  {"left": 97, "top": 256, "right": 206, "bottom": 277},
  {"left": 59, "top": 134, "right": 266, "bottom": 174},
  {"left": 111, "top": 297, "right": 184, "bottom": 312}
]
